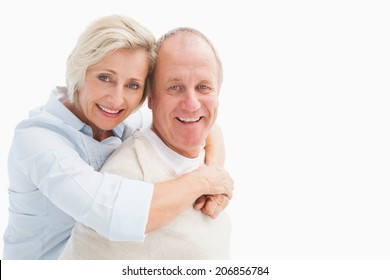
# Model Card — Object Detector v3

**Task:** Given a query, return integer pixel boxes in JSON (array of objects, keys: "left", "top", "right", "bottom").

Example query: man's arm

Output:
[
  {"left": 204, "top": 123, "right": 225, "bottom": 166},
  {"left": 195, "top": 123, "right": 231, "bottom": 218}
]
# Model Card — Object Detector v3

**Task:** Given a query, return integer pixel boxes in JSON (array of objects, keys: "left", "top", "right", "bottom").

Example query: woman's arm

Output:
[
  {"left": 12, "top": 123, "right": 232, "bottom": 240},
  {"left": 146, "top": 165, "right": 233, "bottom": 233},
  {"left": 11, "top": 125, "right": 153, "bottom": 241}
]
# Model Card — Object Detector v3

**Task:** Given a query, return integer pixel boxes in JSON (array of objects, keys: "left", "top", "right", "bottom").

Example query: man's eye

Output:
[
  {"left": 198, "top": 85, "right": 212, "bottom": 94},
  {"left": 98, "top": 75, "right": 110, "bottom": 82},
  {"left": 169, "top": 85, "right": 179, "bottom": 90},
  {"left": 127, "top": 83, "right": 139, "bottom": 89}
]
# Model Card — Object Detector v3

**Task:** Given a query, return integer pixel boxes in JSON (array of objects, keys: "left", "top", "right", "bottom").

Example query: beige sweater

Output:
[{"left": 59, "top": 130, "right": 231, "bottom": 259}]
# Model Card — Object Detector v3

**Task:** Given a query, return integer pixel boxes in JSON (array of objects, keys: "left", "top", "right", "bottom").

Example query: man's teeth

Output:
[
  {"left": 178, "top": 117, "right": 201, "bottom": 123},
  {"left": 98, "top": 105, "right": 120, "bottom": 114}
]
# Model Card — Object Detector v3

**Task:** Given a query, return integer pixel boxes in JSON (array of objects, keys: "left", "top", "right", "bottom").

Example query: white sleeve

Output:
[{"left": 12, "top": 126, "right": 153, "bottom": 241}]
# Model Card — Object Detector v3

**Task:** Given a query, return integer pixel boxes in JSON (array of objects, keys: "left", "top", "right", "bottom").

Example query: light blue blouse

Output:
[{"left": 3, "top": 93, "right": 154, "bottom": 259}]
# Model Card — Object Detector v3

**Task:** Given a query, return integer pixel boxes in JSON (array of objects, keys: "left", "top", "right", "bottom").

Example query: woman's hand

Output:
[
  {"left": 147, "top": 165, "right": 233, "bottom": 233},
  {"left": 191, "top": 165, "right": 234, "bottom": 199},
  {"left": 193, "top": 194, "right": 229, "bottom": 219},
  {"left": 191, "top": 165, "right": 233, "bottom": 219}
]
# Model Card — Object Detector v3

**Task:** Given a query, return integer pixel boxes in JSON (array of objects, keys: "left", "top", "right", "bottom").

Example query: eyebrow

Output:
[
  {"left": 88, "top": 68, "right": 117, "bottom": 75},
  {"left": 165, "top": 78, "right": 213, "bottom": 84},
  {"left": 198, "top": 79, "right": 213, "bottom": 84},
  {"left": 165, "top": 78, "right": 182, "bottom": 83},
  {"left": 98, "top": 69, "right": 145, "bottom": 83},
  {"left": 101, "top": 69, "right": 117, "bottom": 75}
]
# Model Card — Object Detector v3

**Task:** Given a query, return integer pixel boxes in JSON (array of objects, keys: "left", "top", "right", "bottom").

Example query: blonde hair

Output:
[{"left": 66, "top": 15, "right": 156, "bottom": 104}]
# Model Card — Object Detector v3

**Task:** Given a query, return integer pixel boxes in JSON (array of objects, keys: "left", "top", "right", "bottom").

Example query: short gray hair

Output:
[{"left": 152, "top": 27, "right": 223, "bottom": 88}]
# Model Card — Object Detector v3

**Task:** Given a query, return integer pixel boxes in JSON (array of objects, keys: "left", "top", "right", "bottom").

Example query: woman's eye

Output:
[
  {"left": 98, "top": 75, "right": 110, "bottom": 82},
  {"left": 127, "top": 83, "right": 139, "bottom": 89}
]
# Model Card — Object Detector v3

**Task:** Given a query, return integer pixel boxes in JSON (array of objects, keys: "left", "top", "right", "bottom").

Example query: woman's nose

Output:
[{"left": 106, "top": 86, "right": 125, "bottom": 107}]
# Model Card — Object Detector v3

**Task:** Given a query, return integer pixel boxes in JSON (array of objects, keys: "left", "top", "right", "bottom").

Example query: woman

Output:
[{"left": 3, "top": 15, "right": 233, "bottom": 260}]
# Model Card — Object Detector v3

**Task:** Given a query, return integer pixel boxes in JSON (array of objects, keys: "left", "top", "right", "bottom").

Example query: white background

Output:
[{"left": 1, "top": 0, "right": 389, "bottom": 262}]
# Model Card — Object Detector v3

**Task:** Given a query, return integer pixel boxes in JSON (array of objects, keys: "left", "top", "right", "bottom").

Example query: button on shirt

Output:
[{"left": 3, "top": 94, "right": 154, "bottom": 259}]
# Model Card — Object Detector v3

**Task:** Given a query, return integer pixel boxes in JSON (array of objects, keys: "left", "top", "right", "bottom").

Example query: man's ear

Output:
[{"left": 148, "top": 97, "right": 152, "bottom": 109}]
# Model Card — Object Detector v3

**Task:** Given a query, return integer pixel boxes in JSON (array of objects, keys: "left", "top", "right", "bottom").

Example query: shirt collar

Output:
[
  {"left": 44, "top": 91, "right": 126, "bottom": 139},
  {"left": 112, "top": 122, "right": 126, "bottom": 138}
]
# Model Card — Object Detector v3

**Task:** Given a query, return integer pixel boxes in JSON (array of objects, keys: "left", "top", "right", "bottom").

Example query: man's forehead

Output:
[{"left": 160, "top": 33, "right": 210, "bottom": 54}]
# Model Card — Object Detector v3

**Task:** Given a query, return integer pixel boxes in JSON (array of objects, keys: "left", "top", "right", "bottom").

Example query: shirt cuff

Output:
[{"left": 108, "top": 180, "right": 154, "bottom": 241}]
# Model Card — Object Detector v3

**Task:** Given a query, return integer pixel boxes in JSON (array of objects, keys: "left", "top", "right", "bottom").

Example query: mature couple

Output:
[{"left": 4, "top": 15, "right": 232, "bottom": 259}]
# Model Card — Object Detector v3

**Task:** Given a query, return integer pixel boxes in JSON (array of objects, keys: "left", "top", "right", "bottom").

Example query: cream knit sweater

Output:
[{"left": 60, "top": 129, "right": 231, "bottom": 259}]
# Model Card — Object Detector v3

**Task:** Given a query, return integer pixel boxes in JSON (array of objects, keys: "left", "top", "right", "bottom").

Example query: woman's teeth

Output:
[{"left": 98, "top": 104, "right": 120, "bottom": 114}]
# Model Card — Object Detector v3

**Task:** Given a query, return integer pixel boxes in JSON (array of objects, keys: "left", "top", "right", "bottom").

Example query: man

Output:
[{"left": 60, "top": 27, "right": 231, "bottom": 259}]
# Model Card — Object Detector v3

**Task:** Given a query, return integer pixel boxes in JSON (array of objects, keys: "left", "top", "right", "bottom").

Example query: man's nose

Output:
[{"left": 182, "top": 89, "right": 201, "bottom": 111}]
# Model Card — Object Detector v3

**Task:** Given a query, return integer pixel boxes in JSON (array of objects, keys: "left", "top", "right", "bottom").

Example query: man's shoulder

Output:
[
  {"left": 101, "top": 131, "right": 155, "bottom": 175},
  {"left": 118, "top": 129, "right": 152, "bottom": 153}
]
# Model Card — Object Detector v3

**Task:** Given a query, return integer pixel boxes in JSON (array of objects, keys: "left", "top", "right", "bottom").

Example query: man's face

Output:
[{"left": 149, "top": 34, "right": 220, "bottom": 158}]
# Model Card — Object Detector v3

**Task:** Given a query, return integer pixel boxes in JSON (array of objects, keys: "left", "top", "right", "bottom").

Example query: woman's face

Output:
[{"left": 74, "top": 48, "right": 149, "bottom": 140}]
